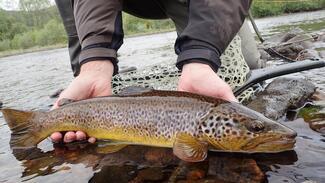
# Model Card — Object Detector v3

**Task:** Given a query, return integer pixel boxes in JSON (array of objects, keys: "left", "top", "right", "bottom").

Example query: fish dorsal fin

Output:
[
  {"left": 173, "top": 133, "right": 208, "bottom": 162},
  {"left": 57, "top": 98, "right": 77, "bottom": 107},
  {"left": 118, "top": 86, "right": 154, "bottom": 96}
]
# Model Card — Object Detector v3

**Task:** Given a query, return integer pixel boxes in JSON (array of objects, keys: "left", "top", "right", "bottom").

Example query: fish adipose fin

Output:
[
  {"left": 173, "top": 133, "right": 208, "bottom": 162},
  {"left": 1, "top": 108, "right": 41, "bottom": 148}
]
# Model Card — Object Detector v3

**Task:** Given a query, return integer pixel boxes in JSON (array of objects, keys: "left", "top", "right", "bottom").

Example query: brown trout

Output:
[{"left": 1, "top": 90, "right": 296, "bottom": 162}]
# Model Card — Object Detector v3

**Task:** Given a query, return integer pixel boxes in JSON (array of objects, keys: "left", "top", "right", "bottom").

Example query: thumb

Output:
[
  {"left": 51, "top": 83, "right": 92, "bottom": 110},
  {"left": 90, "top": 79, "right": 112, "bottom": 97}
]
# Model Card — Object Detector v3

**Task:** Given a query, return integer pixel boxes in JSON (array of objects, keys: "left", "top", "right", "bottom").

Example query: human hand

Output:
[
  {"left": 51, "top": 61, "right": 114, "bottom": 144},
  {"left": 178, "top": 62, "right": 238, "bottom": 102}
]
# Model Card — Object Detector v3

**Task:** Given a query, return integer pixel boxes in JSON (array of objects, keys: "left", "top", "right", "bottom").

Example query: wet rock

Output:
[
  {"left": 265, "top": 28, "right": 304, "bottom": 44},
  {"left": 309, "top": 121, "right": 325, "bottom": 134},
  {"left": 208, "top": 157, "right": 265, "bottom": 183},
  {"left": 247, "top": 77, "right": 316, "bottom": 120},
  {"left": 299, "top": 101, "right": 325, "bottom": 134},
  {"left": 296, "top": 49, "right": 320, "bottom": 61},
  {"left": 286, "top": 34, "right": 314, "bottom": 49},
  {"left": 259, "top": 49, "right": 272, "bottom": 60},
  {"left": 89, "top": 165, "right": 137, "bottom": 183},
  {"left": 144, "top": 148, "right": 177, "bottom": 164},
  {"left": 132, "top": 167, "right": 165, "bottom": 182},
  {"left": 311, "top": 89, "right": 325, "bottom": 101},
  {"left": 262, "top": 28, "right": 321, "bottom": 61},
  {"left": 318, "top": 34, "right": 325, "bottom": 42},
  {"left": 49, "top": 88, "right": 64, "bottom": 98},
  {"left": 274, "top": 44, "right": 305, "bottom": 60},
  {"left": 186, "top": 169, "right": 206, "bottom": 180},
  {"left": 166, "top": 161, "right": 209, "bottom": 182},
  {"left": 319, "top": 50, "right": 325, "bottom": 59}
]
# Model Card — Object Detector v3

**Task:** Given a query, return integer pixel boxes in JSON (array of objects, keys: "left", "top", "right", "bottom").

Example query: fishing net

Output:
[{"left": 112, "top": 35, "right": 258, "bottom": 103}]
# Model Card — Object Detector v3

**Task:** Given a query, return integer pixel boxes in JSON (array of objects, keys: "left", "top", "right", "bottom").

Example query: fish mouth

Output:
[{"left": 242, "top": 137, "right": 296, "bottom": 153}]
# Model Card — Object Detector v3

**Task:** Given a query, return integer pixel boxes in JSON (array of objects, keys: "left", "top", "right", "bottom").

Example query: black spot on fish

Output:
[
  {"left": 204, "top": 129, "right": 210, "bottom": 133},
  {"left": 209, "top": 116, "right": 214, "bottom": 120},
  {"left": 216, "top": 117, "right": 221, "bottom": 121},
  {"left": 224, "top": 118, "right": 229, "bottom": 121},
  {"left": 233, "top": 119, "right": 239, "bottom": 123},
  {"left": 225, "top": 123, "right": 232, "bottom": 127},
  {"left": 225, "top": 129, "right": 230, "bottom": 134}
]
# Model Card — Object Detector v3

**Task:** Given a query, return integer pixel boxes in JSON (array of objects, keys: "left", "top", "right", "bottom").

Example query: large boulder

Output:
[{"left": 247, "top": 77, "right": 316, "bottom": 120}]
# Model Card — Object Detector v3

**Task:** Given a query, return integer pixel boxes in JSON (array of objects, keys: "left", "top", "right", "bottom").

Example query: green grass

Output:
[{"left": 251, "top": 0, "right": 325, "bottom": 17}]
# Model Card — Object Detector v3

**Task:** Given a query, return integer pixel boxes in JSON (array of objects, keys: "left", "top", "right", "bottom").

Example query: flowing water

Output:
[{"left": 0, "top": 10, "right": 325, "bottom": 183}]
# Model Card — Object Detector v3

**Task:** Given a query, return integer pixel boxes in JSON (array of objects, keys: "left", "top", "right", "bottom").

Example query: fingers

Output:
[
  {"left": 50, "top": 131, "right": 96, "bottom": 143},
  {"left": 178, "top": 62, "right": 239, "bottom": 102},
  {"left": 50, "top": 132, "right": 63, "bottom": 143},
  {"left": 76, "top": 131, "right": 87, "bottom": 141},
  {"left": 88, "top": 137, "right": 96, "bottom": 143},
  {"left": 222, "top": 91, "right": 238, "bottom": 103},
  {"left": 63, "top": 131, "right": 76, "bottom": 143}
]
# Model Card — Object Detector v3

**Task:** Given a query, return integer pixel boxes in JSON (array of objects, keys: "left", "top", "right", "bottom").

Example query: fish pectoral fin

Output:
[
  {"left": 118, "top": 86, "right": 154, "bottom": 96},
  {"left": 95, "top": 143, "right": 128, "bottom": 154},
  {"left": 57, "top": 98, "right": 78, "bottom": 107},
  {"left": 173, "top": 133, "right": 208, "bottom": 162}
]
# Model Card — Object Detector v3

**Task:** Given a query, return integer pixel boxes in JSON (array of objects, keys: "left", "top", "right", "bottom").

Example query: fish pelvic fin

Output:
[
  {"left": 1, "top": 108, "right": 42, "bottom": 148},
  {"left": 173, "top": 133, "right": 208, "bottom": 162}
]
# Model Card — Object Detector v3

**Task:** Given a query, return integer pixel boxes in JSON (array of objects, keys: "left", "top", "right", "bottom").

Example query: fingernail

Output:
[
  {"left": 64, "top": 137, "right": 73, "bottom": 143},
  {"left": 88, "top": 137, "right": 96, "bottom": 143}
]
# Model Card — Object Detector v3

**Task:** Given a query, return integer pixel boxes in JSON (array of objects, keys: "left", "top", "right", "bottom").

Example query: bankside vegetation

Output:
[{"left": 0, "top": 0, "right": 324, "bottom": 54}]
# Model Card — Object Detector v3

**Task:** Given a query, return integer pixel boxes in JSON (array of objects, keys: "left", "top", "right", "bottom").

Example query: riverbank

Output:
[
  {"left": 0, "top": 28, "right": 175, "bottom": 58},
  {"left": 251, "top": 0, "right": 325, "bottom": 17}
]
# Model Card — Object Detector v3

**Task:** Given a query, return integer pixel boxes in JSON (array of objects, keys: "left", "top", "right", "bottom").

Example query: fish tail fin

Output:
[{"left": 1, "top": 108, "right": 42, "bottom": 148}]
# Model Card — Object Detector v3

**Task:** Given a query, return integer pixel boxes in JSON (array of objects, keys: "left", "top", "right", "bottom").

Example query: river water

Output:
[{"left": 0, "top": 10, "right": 324, "bottom": 183}]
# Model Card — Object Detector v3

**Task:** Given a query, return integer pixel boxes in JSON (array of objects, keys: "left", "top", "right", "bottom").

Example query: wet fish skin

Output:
[{"left": 1, "top": 90, "right": 296, "bottom": 162}]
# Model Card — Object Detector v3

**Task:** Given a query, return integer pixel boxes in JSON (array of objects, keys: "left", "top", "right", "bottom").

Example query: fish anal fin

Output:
[
  {"left": 95, "top": 143, "right": 128, "bottom": 154},
  {"left": 1, "top": 108, "right": 42, "bottom": 148},
  {"left": 118, "top": 86, "right": 154, "bottom": 96},
  {"left": 173, "top": 133, "right": 208, "bottom": 162}
]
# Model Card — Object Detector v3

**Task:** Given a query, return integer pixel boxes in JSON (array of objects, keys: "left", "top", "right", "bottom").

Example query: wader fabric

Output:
[
  {"left": 238, "top": 20, "right": 265, "bottom": 69},
  {"left": 55, "top": 0, "right": 252, "bottom": 76}
]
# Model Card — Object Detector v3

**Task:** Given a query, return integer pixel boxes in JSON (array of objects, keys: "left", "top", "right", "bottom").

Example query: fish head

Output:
[{"left": 200, "top": 102, "right": 297, "bottom": 153}]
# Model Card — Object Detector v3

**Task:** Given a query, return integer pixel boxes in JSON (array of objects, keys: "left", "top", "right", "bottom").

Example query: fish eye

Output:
[{"left": 248, "top": 121, "right": 265, "bottom": 133}]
